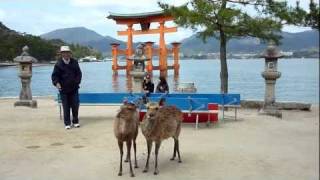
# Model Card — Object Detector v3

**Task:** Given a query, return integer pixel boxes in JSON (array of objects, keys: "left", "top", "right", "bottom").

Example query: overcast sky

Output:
[{"left": 0, "top": 0, "right": 314, "bottom": 43}]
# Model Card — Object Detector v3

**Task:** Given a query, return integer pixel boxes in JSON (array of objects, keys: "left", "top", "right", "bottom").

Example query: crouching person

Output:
[
  {"left": 52, "top": 46, "right": 82, "bottom": 130},
  {"left": 142, "top": 74, "right": 154, "bottom": 104}
]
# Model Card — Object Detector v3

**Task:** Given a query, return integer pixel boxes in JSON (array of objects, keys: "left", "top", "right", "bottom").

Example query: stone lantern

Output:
[
  {"left": 259, "top": 42, "right": 283, "bottom": 118},
  {"left": 128, "top": 44, "right": 150, "bottom": 92},
  {"left": 14, "top": 46, "right": 38, "bottom": 108}
]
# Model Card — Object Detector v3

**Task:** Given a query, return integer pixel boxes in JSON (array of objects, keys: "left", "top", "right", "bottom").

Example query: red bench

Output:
[{"left": 139, "top": 103, "right": 218, "bottom": 129}]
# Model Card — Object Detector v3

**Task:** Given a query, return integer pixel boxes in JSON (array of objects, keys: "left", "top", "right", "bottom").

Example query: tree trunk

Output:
[{"left": 219, "top": 30, "right": 228, "bottom": 94}]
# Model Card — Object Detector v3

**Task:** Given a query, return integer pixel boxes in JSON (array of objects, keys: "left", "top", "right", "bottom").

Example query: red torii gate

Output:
[{"left": 107, "top": 11, "right": 180, "bottom": 75}]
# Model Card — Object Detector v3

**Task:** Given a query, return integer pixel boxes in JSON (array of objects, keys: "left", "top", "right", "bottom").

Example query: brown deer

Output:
[
  {"left": 114, "top": 102, "right": 139, "bottom": 177},
  {"left": 140, "top": 102, "right": 183, "bottom": 175}
]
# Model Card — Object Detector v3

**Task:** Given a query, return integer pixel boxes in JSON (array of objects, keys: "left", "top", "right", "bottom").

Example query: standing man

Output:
[{"left": 52, "top": 46, "right": 82, "bottom": 130}]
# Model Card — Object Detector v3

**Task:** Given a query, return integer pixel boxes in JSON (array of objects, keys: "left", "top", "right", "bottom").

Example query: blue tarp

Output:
[{"left": 74, "top": 93, "right": 240, "bottom": 111}]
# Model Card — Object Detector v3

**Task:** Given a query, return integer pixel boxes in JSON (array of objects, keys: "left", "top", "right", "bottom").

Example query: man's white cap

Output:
[{"left": 60, "top": 46, "right": 71, "bottom": 52}]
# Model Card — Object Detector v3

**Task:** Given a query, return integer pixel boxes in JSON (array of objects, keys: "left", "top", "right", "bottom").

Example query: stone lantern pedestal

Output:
[
  {"left": 128, "top": 44, "right": 150, "bottom": 93},
  {"left": 259, "top": 43, "right": 283, "bottom": 118},
  {"left": 14, "top": 46, "right": 38, "bottom": 108}
]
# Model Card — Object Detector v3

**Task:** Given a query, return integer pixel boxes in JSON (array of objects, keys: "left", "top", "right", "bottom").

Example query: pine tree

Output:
[
  {"left": 159, "top": 0, "right": 313, "bottom": 93},
  {"left": 305, "top": 0, "right": 320, "bottom": 30}
]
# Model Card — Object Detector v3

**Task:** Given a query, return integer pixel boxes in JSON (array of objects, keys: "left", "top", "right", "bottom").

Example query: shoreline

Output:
[
  {"left": 0, "top": 57, "right": 318, "bottom": 66},
  {"left": 1, "top": 96, "right": 318, "bottom": 108},
  {"left": 0, "top": 63, "right": 54, "bottom": 68}
]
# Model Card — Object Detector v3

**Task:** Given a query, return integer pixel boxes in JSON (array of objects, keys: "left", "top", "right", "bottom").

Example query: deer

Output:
[
  {"left": 140, "top": 101, "right": 183, "bottom": 175},
  {"left": 114, "top": 102, "right": 139, "bottom": 177}
]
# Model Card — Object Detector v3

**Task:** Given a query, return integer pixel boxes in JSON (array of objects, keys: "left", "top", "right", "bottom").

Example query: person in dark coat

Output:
[
  {"left": 156, "top": 76, "right": 169, "bottom": 93},
  {"left": 142, "top": 74, "right": 154, "bottom": 95},
  {"left": 52, "top": 46, "right": 82, "bottom": 130},
  {"left": 156, "top": 76, "right": 169, "bottom": 106},
  {"left": 142, "top": 74, "right": 154, "bottom": 103}
]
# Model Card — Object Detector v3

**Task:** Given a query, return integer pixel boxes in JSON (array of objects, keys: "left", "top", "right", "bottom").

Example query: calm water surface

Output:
[{"left": 0, "top": 59, "right": 318, "bottom": 103}]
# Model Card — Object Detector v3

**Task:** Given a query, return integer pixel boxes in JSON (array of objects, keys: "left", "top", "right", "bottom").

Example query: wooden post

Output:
[
  {"left": 112, "top": 72, "right": 119, "bottom": 91},
  {"left": 145, "top": 41, "right": 154, "bottom": 72},
  {"left": 171, "top": 42, "right": 181, "bottom": 75},
  {"left": 159, "top": 21, "right": 167, "bottom": 71},
  {"left": 111, "top": 43, "right": 120, "bottom": 74},
  {"left": 127, "top": 24, "right": 133, "bottom": 72}
]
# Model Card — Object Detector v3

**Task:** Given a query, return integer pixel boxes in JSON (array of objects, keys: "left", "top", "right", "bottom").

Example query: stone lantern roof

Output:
[
  {"left": 14, "top": 46, "right": 38, "bottom": 63},
  {"left": 128, "top": 43, "right": 149, "bottom": 61},
  {"left": 261, "top": 42, "right": 283, "bottom": 59}
]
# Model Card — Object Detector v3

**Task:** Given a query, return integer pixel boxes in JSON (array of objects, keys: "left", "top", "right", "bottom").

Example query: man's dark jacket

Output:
[
  {"left": 143, "top": 81, "right": 154, "bottom": 93},
  {"left": 51, "top": 58, "right": 82, "bottom": 93}
]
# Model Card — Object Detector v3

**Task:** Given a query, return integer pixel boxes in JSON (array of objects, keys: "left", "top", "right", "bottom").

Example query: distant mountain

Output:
[
  {"left": 41, "top": 27, "right": 104, "bottom": 44},
  {"left": 41, "top": 27, "right": 127, "bottom": 54},
  {"left": 180, "top": 30, "right": 319, "bottom": 55},
  {"left": 81, "top": 36, "right": 127, "bottom": 54},
  {"left": 0, "top": 22, "right": 64, "bottom": 62},
  {"left": 0, "top": 23, "right": 102, "bottom": 62},
  {"left": 0, "top": 22, "right": 16, "bottom": 34},
  {"left": 279, "top": 30, "right": 319, "bottom": 51},
  {"left": 41, "top": 26, "right": 319, "bottom": 56}
]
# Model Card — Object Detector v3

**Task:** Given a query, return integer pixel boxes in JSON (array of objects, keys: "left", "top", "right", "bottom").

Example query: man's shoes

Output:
[
  {"left": 65, "top": 125, "right": 71, "bottom": 130},
  {"left": 73, "top": 123, "right": 80, "bottom": 128}
]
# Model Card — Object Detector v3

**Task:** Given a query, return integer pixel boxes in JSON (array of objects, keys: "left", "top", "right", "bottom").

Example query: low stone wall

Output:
[{"left": 241, "top": 100, "right": 311, "bottom": 111}]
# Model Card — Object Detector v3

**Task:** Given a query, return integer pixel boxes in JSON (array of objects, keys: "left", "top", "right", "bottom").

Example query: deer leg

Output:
[
  {"left": 143, "top": 140, "right": 152, "bottom": 173},
  {"left": 125, "top": 148, "right": 129, "bottom": 162},
  {"left": 126, "top": 140, "right": 135, "bottom": 177},
  {"left": 154, "top": 141, "right": 161, "bottom": 175},
  {"left": 133, "top": 139, "right": 138, "bottom": 168},
  {"left": 176, "top": 139, "right": 182, "bottom": 163},
  {"left": 118, "top": 140, "right": 123, "bottom": 176},
  {"left": 170, "top": 138, "right": 177, "bottom": 161}
]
